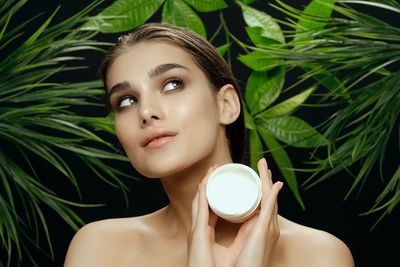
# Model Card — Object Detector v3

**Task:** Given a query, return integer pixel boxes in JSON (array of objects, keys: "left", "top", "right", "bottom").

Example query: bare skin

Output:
[
  {"left": 64, "top": 161, "right": 353, "bottom": 267},
  {"left": 64, "top": 41, "right": 354, "bottom": 267}
]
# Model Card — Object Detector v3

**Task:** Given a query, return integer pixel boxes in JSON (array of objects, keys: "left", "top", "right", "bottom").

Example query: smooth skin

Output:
[{"left": 64, "top": 41, "right": 354, "bottom": 267}]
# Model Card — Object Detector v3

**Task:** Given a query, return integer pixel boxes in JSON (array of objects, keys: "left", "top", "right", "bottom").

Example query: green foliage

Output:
[
  {"left": 162, "top": 0, "right": 206, "bottom": 37},
  {"left": 261, "top": 0, "right": 400, "bottom": 227},
  {"left": 84, "top": 0, "right": 228, "bottom": 36},
  {"left": 237, "top": 2, "right": 327, "bottom": 209},
  {"left": 0, "top": 1, "right": 135, "bottom": 266},
  {"left": 82, "top": 0, "right": 164, "bottom": 33},
  {"left": 2, "top": 0, "right": 399, "bottom": 265}
]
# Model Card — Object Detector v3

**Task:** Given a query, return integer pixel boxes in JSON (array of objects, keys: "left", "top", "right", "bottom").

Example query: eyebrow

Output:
[
  {"left": 107, "top": 81, "right": 130, "bottom": 102},
  {"left": 107, "top": 63, "right": 188, "bottom": 100},
  {"left": 147, "top": 63, "right": 188, "bottom": 78}
]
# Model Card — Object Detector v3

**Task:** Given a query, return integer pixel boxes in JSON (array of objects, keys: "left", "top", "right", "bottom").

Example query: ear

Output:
[{"left": 217, "top": 84, "right": 241, "bottom": 125}]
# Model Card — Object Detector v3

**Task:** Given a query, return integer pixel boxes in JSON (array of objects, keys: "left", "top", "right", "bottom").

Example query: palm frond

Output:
[
  {"left": 0, "top": 0, "right": 136, "bottom": 265},
  {"left": 253, "top": 0, "right": 400, "bottom": 224}
]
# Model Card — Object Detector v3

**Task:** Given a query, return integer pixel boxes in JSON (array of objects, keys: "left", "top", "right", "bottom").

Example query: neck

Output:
[{"left": 160, "top": 152, "right": 233, "bottom": 235}]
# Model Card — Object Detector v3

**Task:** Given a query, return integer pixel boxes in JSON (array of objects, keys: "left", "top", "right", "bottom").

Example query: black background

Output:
[{"left": 2, "top": 1, "right": 399, "bottom": 267}]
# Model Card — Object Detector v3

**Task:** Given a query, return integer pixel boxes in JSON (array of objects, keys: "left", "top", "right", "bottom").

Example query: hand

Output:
[
  {"left": 233, "top": 158, "right": 283, "bottom": 267},
  {"left": 187, "top": 159, "right": 283, "bottom": 267}
]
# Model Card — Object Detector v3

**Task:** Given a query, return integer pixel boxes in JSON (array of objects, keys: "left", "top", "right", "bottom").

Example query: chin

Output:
[
  {"left": 131, "top": 150, "right": 214, "bottom": 179},
  {"left": 129, "top": 154, "right": 186, "bottom": 178}
]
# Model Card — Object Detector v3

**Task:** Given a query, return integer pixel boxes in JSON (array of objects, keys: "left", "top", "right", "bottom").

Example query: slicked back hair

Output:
[{"left": 100, "top": 23, "right": 245, "bottom": 163}]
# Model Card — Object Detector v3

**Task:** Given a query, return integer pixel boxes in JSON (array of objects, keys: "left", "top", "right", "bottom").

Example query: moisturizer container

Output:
[{"left": 206, "top": 163, "right": 262, "bottom": 223}]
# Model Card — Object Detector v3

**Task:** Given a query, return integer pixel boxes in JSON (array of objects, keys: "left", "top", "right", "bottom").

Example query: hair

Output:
[{"left": 99, "top": 22, "right": 245, "bottom": 163}]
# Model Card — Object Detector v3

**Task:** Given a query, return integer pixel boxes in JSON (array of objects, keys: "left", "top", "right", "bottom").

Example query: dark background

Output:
[{"left": 3, "top": 1, "right": 399, "bottom": 267}]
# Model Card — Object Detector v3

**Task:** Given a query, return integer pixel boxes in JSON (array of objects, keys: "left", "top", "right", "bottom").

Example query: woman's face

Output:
[{"left": 106, "top": 41, "right": 227, "bottom": 178}]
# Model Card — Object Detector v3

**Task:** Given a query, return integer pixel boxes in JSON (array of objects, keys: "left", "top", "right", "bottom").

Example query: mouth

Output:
[{"left": 142, "top": 130, "right": 177, "bottom": 149}]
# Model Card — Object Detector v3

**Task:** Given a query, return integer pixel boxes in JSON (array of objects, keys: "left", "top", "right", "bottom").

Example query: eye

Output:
[
  {"left": 163, "top": 78, "right": 184, "bottom": 92},
  {"left": 118, "top": 96, "right": 137, "bottom": 108}
]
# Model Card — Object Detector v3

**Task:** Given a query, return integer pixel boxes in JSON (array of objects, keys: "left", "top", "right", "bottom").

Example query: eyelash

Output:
[
  {"left": 116, "top": 95, "right": 138, "bottom": 110},
  {"left": 163, "top": 77, "right": 185, "bottom": 92},
  {"left": 112, "top": 77, "right": 185, "bottom": 111}
]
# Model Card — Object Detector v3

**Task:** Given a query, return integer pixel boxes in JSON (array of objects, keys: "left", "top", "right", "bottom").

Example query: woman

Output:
[{"left": 64, "top": 23, "right": 354, "bottom": 267}]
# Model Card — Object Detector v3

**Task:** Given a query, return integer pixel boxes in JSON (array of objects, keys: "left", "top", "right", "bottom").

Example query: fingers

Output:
[
  {"left": 261, "top": 182, "right": 283, "bottom": 219},
  {"left": 257, "top": 158, "right": 283, "bottom": 228},
  {"left": 258, "top": 158, "right": 272, "bottom": 189},
  {"left": 197, "top": 180, "right": 209, "bottom": 227},
  {"left": 188, "top": 166, "right": 217, "bottom": 267},
  {"left": 191, "top": 165, "right": 217, "bottom": 232}
]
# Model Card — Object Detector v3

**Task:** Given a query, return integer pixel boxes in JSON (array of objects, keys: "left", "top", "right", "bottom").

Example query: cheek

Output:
[
  {"left": 115, "top": 119, "right": 145, "bottom": 172},
  {"left": 174, "top": 90, "right": 219, "bottom": 129},
  {"left": 114, "top": 115, "right": 139, "bottom": 154},
  {"left": 176, "top": 93, "right": 221, "bottom": 148}
]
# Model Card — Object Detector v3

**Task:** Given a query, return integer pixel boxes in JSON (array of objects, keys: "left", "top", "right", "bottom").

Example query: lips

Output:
[{"left": 141, "top": 129, "right": 177, "bottom": 149}]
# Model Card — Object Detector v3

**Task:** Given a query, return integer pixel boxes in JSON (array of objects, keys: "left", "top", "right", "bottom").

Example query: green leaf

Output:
[
  {"left": 258, "top": 128, "right": 304, "bottom": 209},
  {"left": 0, "top": 5, "right": 13, "bottom": 41},
  {"left": 239, "top": 0, "right": 258, "bottom": 4},
  {"left": 162, "top": 0, "right": 206, "bottom": 37},
  {"left": 22, "top": 6, "right": 59, "bottom": 47},
  {"left": 184, "top": 0, "right": 227, "bottom": 12},
  {"left": 238, "top": 50, "right": 282, "bottom": 72},
  {"left": 238, "top": 1, "right": 285, "bottom": 44},
  {"left": 0, "top": 1, "right": 133, "bottom": 265},
  {"left": 82, "top": 0, "right": 164, "bottom": 33},
  {"left": 54, "top": 144, "right": 128, "bottom": 160},
  {"left": 216, "top": 43, "right": 231, "bottom": 56},
  {"left": 245, "top": 68, "right": 285, "bottom": 115},
  {"left": 296, "top": 0, "right": 335, "bottom": 34},
  {"left": 243, "top": 103, "right": 256, "bottom": 130},
  {"left": 249, "top": 129, "right": 264, "bottom": 171},
  {"left": 312, "top": 70, "right": 352, "bottom": 103},
  {"left": 256, "top": 115, "right": 328, "bottom": 148},
  {"left": 258, "top": 86, "right": 316, "bottom": 118},
  {"left": 245, "top": 26, "right": 280, "bottom": 47}
]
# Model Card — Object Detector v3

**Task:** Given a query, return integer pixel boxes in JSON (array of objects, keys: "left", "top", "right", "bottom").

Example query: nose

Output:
[{"left": 139, "top": 96, "right": 161, "bottom": 127}]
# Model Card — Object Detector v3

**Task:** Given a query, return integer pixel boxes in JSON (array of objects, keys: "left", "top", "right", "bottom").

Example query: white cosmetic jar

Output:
[{"left": 206, "top": 163, "right": 262, "bottom": 223}]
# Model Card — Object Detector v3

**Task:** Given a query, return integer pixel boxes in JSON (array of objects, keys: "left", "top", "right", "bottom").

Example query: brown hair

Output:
[{"left": 100, "top": 22, "right": 245, "bottom": 163}]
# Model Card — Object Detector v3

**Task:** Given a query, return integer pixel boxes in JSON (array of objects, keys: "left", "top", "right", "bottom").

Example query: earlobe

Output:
[{"left": 217, "top": 84, "right": 241, "bottom": 125}]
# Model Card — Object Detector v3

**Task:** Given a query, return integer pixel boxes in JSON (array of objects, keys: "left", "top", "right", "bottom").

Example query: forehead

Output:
[{"left": 106, "top": 41, "right": 199, "bottom": 89}]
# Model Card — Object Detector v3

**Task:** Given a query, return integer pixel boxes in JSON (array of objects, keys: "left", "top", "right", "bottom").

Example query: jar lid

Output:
[{"left": 206, "top": 163, "right": 262, "bottom": 222}]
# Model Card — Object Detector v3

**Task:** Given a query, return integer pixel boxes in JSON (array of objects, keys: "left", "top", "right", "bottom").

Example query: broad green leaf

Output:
[
  {"left": 257, "top": 115, "right": 328, "bottom": 148},
  {"left": 238, "top": 2, "right": 284, "bottom": 44},
  {"left": 184, "top": 0, "right": 227, "bottom": 12},
  {"left": 239, "top": 0, "right": 258, "bottom": 4},
  {"left": 296, "top": 0, "right": 335, "bottom": 34},
  {"left": 238, "top": 50, "right": 282, "bottom": 72},
  {"left": 243, "top": 104, "right": 256, "bottom": 130},
  {"left": 245, "top": 68, "right": 285, "bottom": 116},
  {"left": 258, "top": 86, "right": 316, "bottom": 118},
  {"left": 258, "top": 128, "right": 304, "bottom": 209},
  {"left": 162, "top": 0, "right": 206, "bottom": 37},
  {"left": 249, "top": 129, "right": 264, "bottom": 171},
  {"left": 82, "top": 0, "right": 164, "bottom": 33},
  {"left": 217, "top": 43, "right": 231, "bottom": 56},
  {"left": 245, "top": 26, "right": 279, "bottom": 47}
]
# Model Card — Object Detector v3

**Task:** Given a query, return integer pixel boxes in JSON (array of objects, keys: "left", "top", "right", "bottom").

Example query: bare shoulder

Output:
[
  {"left": 277, "top": 216, "right": 355, "bottom": 267},
  {"left": 63, "top": 211, "right": 163, "bottom": 267}
]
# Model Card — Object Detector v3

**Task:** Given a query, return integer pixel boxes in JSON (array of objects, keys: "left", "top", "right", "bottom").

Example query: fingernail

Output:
[{"left": 277, "top": 181, "right": 284, "bottom": 190}]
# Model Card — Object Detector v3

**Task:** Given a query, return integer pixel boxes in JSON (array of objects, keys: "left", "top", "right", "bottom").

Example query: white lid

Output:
[{"left": 206, "top": 163, "right": 262, "bottom": 221}]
